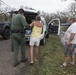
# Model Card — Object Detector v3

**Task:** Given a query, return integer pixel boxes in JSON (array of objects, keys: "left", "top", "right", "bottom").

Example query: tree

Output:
[{"left": 68, "top": 2, "right": 76, "bottom": 17}]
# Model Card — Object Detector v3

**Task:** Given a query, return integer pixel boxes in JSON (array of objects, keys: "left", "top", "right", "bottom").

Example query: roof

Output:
[
  {"left": 9, "top": 9, "right": 38, "bottom": 19},
  {"left": 9, "top": 8, "right": 38, "bottom": 14}
]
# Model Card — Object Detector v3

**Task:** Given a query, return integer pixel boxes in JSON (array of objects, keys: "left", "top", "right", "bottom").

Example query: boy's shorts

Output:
[
  {"left": 64, "top": 42, "right": 76, "bottom": 56},
  {"left": 29, "top": 37, "right": 40, "bottom": 46}
]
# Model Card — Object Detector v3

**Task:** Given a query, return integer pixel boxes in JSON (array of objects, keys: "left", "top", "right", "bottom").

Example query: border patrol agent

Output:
[{"left": 11, "top": 9, "right": 28, "bottom": 67}]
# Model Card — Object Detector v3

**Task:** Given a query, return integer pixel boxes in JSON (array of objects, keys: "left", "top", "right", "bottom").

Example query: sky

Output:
[{"left": 2, "top": 0, "right": 75, "bottom": 13}]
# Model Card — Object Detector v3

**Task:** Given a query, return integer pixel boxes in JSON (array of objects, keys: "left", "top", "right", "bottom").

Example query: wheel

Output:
[
  {"left": 3, "top": 29, "right": 10, "bottom": 39},
  {"left": 40, "top": 37, "right": 45, "bottom": 45}
]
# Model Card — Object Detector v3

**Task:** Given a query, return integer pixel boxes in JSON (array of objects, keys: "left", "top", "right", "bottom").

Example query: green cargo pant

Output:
[
  {"left": 11, "top": 36, "right": 14, "bottom": 51},
  {"left": 11, "top": 33, "right": 26, "bottom": 64}
]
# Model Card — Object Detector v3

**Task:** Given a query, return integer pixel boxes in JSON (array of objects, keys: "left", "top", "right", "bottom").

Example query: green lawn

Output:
[
  {"left": 27, "top": 35, "right": 76, "bottom": 75},
  {"left": 60, "top": 26, "right": 68, "bottom": 31}
]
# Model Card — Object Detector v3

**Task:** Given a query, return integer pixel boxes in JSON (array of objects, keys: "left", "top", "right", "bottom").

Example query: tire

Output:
[
  {"left": 40, "top": 37, "right": 45, "bottom": 45},
  {"left": 3, "top": 29, "right": 10, "bottom": 39}
]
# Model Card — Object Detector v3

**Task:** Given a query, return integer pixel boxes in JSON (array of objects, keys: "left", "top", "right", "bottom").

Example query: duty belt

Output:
[{"left": 11, "top": 29, "right": 25, "bottom": 33}]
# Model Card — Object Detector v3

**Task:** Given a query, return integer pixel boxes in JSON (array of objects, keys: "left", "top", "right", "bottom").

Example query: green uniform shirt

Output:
[{"left": 11, "top": 14, "right": 28, "bottom": 30}]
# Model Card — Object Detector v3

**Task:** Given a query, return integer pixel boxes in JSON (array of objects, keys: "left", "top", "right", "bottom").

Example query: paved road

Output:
[{"left": 0, "top": 37, "right": 31, "bottom": 75}]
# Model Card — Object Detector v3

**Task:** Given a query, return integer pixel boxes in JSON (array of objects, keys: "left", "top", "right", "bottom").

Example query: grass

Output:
[
  {"left": 60, "top": 26, "right": 68, "bottom": 31},
  {"left": 26, "top": 35, "right": 76, "bottom": 75}
]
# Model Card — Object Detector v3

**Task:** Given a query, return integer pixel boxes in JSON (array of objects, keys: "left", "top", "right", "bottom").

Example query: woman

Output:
[{"left": 29, "top": 16, "right": 43, "bottom": 64}]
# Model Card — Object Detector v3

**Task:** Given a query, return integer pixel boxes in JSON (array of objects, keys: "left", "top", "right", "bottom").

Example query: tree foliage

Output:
[
  {"left": 68, "top": 2, "right": 76, "bottom": 17},
  {"left": 0, "top": 2, "right": 76, "bottom": 23}
]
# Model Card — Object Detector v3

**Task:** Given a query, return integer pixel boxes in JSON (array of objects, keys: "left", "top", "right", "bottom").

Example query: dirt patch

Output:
[{"left": 0, "top": 37, "right": 31, "bottom": 75}]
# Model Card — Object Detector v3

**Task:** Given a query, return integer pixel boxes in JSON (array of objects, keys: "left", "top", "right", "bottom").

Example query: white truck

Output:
[
  {"left": 25, "top": 16, "right": 49, "bottom": 45},
  {"left": 11, "top": 9, "right": 49, "bottom": 45}
]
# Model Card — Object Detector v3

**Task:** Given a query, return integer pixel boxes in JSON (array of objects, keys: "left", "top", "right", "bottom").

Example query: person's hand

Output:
[{"left": 67, "top": 41, "right": 71, "bottom": 45}]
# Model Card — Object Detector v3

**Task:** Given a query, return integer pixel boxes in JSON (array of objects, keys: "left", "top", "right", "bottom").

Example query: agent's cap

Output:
[{"left": 18, "top": 8, "right": 25, "bottom": 14}]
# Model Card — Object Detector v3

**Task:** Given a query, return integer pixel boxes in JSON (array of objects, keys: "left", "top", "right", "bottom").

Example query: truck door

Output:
[{"left": 48, "top": 18, "right": 60, "bottom": 35}]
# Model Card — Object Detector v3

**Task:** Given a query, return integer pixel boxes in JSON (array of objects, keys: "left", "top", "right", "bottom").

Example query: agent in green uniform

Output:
[{"left": 11, "top": 9, "right": 28, "bottom": 67}]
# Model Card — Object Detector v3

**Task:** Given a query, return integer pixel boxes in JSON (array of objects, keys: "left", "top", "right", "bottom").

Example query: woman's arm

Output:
[{"left": 30, "top": 22, "right": 34, "bottom": 27}]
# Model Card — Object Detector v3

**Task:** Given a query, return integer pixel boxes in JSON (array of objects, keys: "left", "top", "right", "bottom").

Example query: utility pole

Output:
[{"left": 0, "top": 0, "right": 13, "bottom": 13}]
